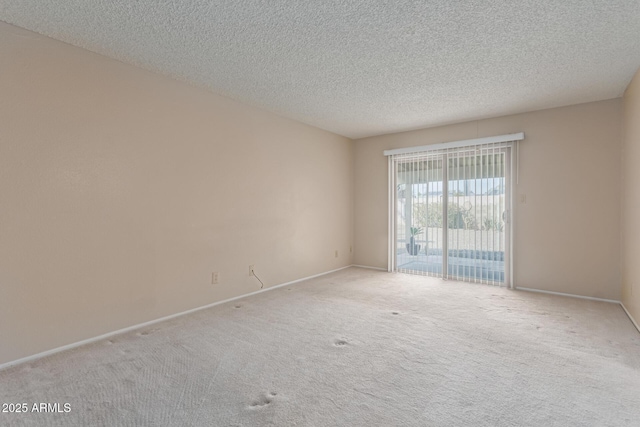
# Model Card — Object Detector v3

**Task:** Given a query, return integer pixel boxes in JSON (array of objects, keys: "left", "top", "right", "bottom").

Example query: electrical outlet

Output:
[
  {"left": 350, "top": 245, "right": 352, "bottom": 253},
  {"left": 519, "top": 194, "right": 527, "bottom": 204},
  {"left": 249, "top": 265, "right": 255, "bottom": 276},
  {"left": 211, "top": 272, "right": 219, "bottom": 284},
  {"left": 335, "top": 250, "right": 338, "bottom": 258}
]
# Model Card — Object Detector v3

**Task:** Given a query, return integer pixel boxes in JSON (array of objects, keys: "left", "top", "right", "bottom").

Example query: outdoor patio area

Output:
[{"left": 397, "top": 246, "right": 505, "bottom": 283}]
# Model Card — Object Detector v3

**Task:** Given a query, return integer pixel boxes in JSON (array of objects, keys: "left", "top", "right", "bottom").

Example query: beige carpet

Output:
[{"left": 1, "top": 267, "right": 639, "bottom": 426}]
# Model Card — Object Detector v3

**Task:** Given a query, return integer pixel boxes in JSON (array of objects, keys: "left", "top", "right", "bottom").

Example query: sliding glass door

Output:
[{"left": 391, "top": 143, "right": 512, "bottom": 286}]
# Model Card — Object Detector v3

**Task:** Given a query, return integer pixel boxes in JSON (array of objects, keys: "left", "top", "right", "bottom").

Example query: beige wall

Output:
[
  {"left": 0, "top": 22, "right": 354, "bottom": 365},
  {"left": 622, "top": 68, "right": 640, "bottom": 323},
  {"left": 355, "top": 99, "right": 622, "bottom": 300}
]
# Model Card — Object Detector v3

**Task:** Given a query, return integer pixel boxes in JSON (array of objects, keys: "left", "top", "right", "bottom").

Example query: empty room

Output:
[{"left": 1, "top": 1, "right": 640, "bottom": 426}]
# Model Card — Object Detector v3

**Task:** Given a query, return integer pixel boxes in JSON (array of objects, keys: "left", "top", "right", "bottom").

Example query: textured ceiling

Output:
[{"left": 2, "top": 1, "right": 640, "bottom": 139}]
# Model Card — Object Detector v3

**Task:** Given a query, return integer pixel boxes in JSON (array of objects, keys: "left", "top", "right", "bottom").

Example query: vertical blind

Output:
[{"left": 387, "top": 134, "right": 521, "bottom": 287}]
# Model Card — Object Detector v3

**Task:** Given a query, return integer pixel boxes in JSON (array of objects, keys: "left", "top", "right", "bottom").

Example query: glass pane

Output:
[
  {"left": 447, "top": 149, "right": 506, "bottom": 283},
  {"left": 396, "top": 155, "right": 444, "bottom": 276}
]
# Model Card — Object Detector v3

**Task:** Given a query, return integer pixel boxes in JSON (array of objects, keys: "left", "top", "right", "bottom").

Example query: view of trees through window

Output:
[{"left": 398, "top": 177, "right": 506, "bottom": 232}]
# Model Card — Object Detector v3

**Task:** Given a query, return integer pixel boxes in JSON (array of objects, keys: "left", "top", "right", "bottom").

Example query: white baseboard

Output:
[
  {"left": 0, "top": 265, "right": 352, "bottom": 372},
  {"left": 621, "top": 302, "right": 640, "bottom": 334},
  {"left": 351, "top": 264, "right": 388, "bottom": 271},
  {"left": 515, "top": 286, "right": 620, "bottom": 304}
]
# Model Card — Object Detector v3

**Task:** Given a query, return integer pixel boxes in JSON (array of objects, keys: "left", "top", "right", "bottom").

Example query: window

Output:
[{"left": 385, "top": 133, "right": 522, "bottom": 287}]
